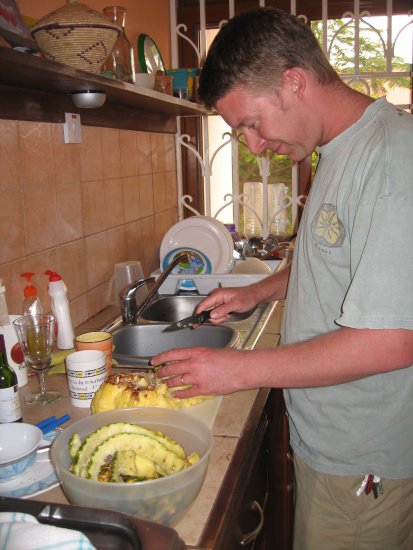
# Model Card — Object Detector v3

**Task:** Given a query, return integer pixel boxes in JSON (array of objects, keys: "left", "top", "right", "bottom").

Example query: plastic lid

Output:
[
  {"left": 45, "top": 270, "right": 62, "bottom": 282},
  {"left": 20, "top": 272, "right": 38, "bottom": 297}
]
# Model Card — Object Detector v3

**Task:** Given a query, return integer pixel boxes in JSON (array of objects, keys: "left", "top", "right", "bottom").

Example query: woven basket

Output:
[{"left": 31, "top": 0, "right": 120, "bottom": 74}]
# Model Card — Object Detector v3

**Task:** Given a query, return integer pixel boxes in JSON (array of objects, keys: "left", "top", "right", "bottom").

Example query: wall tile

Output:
[
  {"left": 150, "top": 133, "right": 165, "bottom": 173},
  {"left": 120, "top": 130, "right": 138, "bottom": 177},
  {"left": 70, "top": 293, "right": 89, "bottom": 328},
  {"left": 152, "top": 172, "right": 166, "bottom": 214},
  {"left": 136, "top": 131, "right": 152, "bottom": 175},
  {"left": 0, "top": 190, "right": 26, "bottom": 263},
  {"left": 0, "top": 120, "right": 20, "bottom": 191},
  {"left": 164, "top": 134, "right": 176, "bottom": 172},
  {"left": 87, "top": 282, "right": 109, "bottom": 318},
  {"left": 19, "top": 121, "right": 54, "bottom": 187},
  {"left": 140, "top": 217, "right": 157, "bottom": 275},
  {"left": 165, "top": 170, "right": 178, "bottom": 207},
  {"left": 52, "top": 125, "right": 81, "bottom": 185},
  {"left": 57, "top": 240, "right": 87, "bottom": 300},
  {"left": 124, "top": 221, "right": 144, "bottom": 267},
  {"left": 82, "top": 180, "right": 106, "bottom": 236},
  {"left": 107, "top": 226, "right": 126, "bottom": 267},
  {"left": 104, "top": 177, "right": 125, "bottom": 229},
  {"left": 24, "top": 186, "right": 58, "bottom": 255},
  {"left": 0, "top": 123, "right": 179, "bottom": 329},
  {"left": 139, "top": 174, "right": 154, "bottom": 218},
  {"left": 84, "top": 232, "right": 109, "bottom": 290},
  {"left": 101, "top": 127, "right": 121, "bottom": 179},
  {"left": 56, "top": 182, "right": 83, "bottom": 244},
  {"left": 80, "top": 126, "right": 103, "bottom": 182},
  {"left": 123, "top": 175, "right": 140, "bottom": 223}
]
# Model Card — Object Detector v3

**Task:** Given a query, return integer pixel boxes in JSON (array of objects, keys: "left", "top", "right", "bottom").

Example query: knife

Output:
[{"left": 163, "top": 310, "right": 211, "bottom": 332}]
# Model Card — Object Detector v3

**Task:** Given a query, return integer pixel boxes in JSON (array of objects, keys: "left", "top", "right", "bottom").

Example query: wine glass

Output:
[{"left": 13, "top": 314, "right": 61, "bottom": 405}]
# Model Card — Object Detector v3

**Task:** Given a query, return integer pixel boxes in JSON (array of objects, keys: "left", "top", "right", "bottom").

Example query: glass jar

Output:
[{"left": 102, "top": 6, "right": 135, "bottom": 84}]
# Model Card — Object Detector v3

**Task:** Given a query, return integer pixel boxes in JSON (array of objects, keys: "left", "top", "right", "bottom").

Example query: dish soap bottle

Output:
[
  {"left": 45, "top": 271, "right": 74, "bottom": 350},
  {"left": 101, "top": 6, "right": 135, "bottom": 83},
  {"left": 0, "top": 334, "right": 22, "bottom": 423},
  {"left": 20, "top": 272, "right": 43, "bottom": 316}
]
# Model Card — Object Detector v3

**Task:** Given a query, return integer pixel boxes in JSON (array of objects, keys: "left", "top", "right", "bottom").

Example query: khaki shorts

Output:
[{"left": 293, "top": 455, "right": 413, "bottom": 550}]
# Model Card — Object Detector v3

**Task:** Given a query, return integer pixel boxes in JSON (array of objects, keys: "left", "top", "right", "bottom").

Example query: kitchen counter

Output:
[{"left": 18, "top": 301, "right": 285, "bottom": 548}]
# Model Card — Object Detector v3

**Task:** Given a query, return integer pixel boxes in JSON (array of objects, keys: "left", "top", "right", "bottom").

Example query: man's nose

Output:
[{"left": 243, "top": 131, "right": 266, "bottom": 155}]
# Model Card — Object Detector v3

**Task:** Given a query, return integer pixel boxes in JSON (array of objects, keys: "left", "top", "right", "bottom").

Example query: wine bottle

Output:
[{"left": 0, "top": 334, "right": 22, "bottom": 423}]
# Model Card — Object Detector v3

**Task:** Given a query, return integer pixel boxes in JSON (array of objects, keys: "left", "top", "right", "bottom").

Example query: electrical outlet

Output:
[{"left": 62, "top": 112, "right": 82, "bottom": 144}]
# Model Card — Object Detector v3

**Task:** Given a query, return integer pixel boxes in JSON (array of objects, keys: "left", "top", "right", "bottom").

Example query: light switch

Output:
[{"left": 62, "top": 112, "right": 82, "bottom": 144}]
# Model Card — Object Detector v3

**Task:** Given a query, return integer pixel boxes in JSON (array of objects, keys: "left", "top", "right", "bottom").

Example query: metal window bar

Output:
[{"left": 170, "top": 1, "right": 412, "bottom": 237}]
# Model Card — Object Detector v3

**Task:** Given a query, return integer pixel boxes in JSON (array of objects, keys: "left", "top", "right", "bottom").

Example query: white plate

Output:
[
  {"left": 0, "top": 447, "right": 59, "bottom": 499},
  {"left": 160, "top": 216, "right": 234, "bottom": 274}
]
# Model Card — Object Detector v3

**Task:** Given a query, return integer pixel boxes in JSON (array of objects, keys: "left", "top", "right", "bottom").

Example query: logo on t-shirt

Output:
[{"left": 311, "top": 203, "right": 345, "bottom": 247}]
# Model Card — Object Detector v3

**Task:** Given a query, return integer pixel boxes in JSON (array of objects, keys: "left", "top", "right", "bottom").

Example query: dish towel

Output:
[{"left": 0, "top": 512, "right": 96, "bottom": 550}]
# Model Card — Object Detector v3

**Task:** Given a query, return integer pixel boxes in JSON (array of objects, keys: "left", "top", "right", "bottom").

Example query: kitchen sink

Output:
[
  {"left": 140, "top": 295, "right": 253, "bottom": 323},
  {"left": 112, "top": 323, "right": 239, "bottom": 366}
]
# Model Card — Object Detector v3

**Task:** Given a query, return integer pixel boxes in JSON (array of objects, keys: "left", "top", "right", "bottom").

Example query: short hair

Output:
[{"left": 198, "top": 7, "right": 340, "bottom": 109}]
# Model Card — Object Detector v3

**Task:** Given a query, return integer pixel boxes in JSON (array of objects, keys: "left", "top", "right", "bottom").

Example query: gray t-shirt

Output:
[{"left": 282, "top": 98, "right": 413, "bottom": 478}]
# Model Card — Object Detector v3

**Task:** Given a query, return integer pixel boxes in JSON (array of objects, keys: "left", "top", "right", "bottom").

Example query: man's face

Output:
[{"left": 215, "top": 84, "right": 317, "bottom": 162}]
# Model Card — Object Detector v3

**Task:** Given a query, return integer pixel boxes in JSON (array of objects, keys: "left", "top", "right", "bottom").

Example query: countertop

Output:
[{"left": 17, "top": 302, "right": 284, "bottom": 548}]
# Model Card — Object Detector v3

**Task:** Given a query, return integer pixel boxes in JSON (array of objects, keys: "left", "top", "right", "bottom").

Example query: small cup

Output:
[
  {"left": 75, "top": 331, "right": 113, "bottom": 375},
  {"left": 65, "top": 349, "right": 107, "bottom": 408}
]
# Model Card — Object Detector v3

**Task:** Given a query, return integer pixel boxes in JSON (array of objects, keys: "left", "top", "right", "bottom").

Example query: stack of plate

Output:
[{"left": 160, "top": 217, "right": 234, "bottom": 278}]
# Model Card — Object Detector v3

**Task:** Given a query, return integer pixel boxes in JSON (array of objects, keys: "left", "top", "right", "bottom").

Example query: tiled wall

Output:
[{"left": 0, "top": 119, "right": 179, "bottom": 328}]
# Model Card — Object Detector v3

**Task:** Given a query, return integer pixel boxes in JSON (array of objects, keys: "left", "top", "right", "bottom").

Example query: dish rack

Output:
[{"left": 151, "top": 259, "right": 281, "bottom": 295}]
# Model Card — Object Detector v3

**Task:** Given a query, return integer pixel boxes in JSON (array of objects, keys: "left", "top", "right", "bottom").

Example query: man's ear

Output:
[{"left": 282, "top": 68, "right": 306, "bottom": 98}]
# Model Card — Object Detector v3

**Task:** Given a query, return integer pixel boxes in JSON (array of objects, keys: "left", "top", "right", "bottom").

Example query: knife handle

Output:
[{"left": 199, "top": 310, "right": 211, "bottom": 323}]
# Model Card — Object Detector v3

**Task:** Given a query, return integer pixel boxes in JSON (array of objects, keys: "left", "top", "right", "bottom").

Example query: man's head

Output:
[{"left": 198, "top": 7, "right": 340, "bottom": 109}]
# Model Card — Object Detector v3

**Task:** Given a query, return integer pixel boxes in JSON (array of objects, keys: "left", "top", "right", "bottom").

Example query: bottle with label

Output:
[
  {"left": 45, "top": 270, "right": 75, "bottom": 350},
  {"left": 0, "top": 334, "right": 22, "bottom": 423},
  {"left": 20, "top": 272, "right": 43, "bottom": 316},
  {"left": 101, "top": 6, "right": 135, "bottom": 83}
]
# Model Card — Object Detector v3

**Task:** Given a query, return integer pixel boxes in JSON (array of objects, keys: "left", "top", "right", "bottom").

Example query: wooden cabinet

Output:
[{"left": 199, "top": 389, "right": 294, "bottom": 550}]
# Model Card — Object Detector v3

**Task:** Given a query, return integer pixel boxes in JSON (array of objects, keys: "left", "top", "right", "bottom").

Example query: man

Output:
[{"left": 152, "top": 8, "right": 413, "bottom": 549}]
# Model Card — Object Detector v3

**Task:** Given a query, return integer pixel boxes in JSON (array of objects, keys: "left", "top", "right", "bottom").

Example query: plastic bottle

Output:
[
  {"left": 0, "top": 334, "right": 22, "bottom": 423},
  {"left": 45, "top": 270, "right": 74, "bottom": 350},
  {"left": 20, "top": 272, "right": 43, "bottom": 316},
  {"left": 0, "top": 279, "right": 9, "bottom": 327},
  {"left": 243, "top": 182, "right": 263, "bottom": 238}
]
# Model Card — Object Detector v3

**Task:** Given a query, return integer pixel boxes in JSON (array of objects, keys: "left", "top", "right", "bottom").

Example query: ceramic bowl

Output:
[
  {"left": 134, "top": 73, "right": 155, "bottom": 90},
  {"left": 0, "top": 423, "right": 43, "bottom": 481},
  {"left": 51, "top": 407, "right": 212, "bottom": 526}
]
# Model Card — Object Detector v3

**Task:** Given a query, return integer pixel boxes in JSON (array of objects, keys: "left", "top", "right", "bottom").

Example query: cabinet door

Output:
[{"left": 259, "top": 389, "right": 294, "bottom": 550}]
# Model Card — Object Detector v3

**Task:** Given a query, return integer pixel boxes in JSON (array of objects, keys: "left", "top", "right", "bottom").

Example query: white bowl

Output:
[
  {"left": 0, "top": 423, "right": 43, "bottom": 481},
  {"left": 71, "top": 91, "right": 106, "bottom": 108},
  {"left": 134, "top": 73, "right": 155, "bottom": 90},
  {"left": 51, "top": 407, "right": 212, "bottom": 526}
]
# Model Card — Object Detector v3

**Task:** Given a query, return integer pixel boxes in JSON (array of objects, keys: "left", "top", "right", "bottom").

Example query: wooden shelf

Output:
[{"left": 0, "top": 46, "right": 206, "bottom": 133}]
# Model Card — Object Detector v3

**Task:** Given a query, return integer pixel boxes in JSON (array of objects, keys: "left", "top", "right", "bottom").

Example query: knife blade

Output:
[{"left": 163, "top": 310, "right": 211, "bottom": 332}]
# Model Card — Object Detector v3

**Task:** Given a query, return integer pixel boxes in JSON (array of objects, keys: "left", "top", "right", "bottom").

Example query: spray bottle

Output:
[
  {"left": 45, "top": 270, "right": 74, "bottom": 350},
  {"left": 20, "top": 273, "right": 43, "bottom": 316}
]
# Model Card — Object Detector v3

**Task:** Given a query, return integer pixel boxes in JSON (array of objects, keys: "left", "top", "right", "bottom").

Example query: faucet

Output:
[{"left": 120, "top": 252, "right": 189, "bottom": 324}]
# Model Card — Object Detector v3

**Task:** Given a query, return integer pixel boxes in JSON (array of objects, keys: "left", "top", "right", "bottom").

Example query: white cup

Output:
[
  {"left": 65, "top": 350, "right": 107, "bottom": 408},
  {"left": 107, "top": 261, "right": 144, "bottom": 307},
  {"left": 0, "top": 315, "right": 28, "bottom": 387}
]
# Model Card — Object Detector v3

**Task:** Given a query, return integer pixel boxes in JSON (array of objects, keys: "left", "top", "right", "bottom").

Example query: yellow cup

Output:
[{"left": 74, "top": 331, "right": 112, "bottom": 375}]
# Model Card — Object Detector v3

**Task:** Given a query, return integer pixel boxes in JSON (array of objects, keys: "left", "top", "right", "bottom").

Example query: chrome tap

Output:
[{"left": 120, "top": 253, "right": 189, "bottom": 324}]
